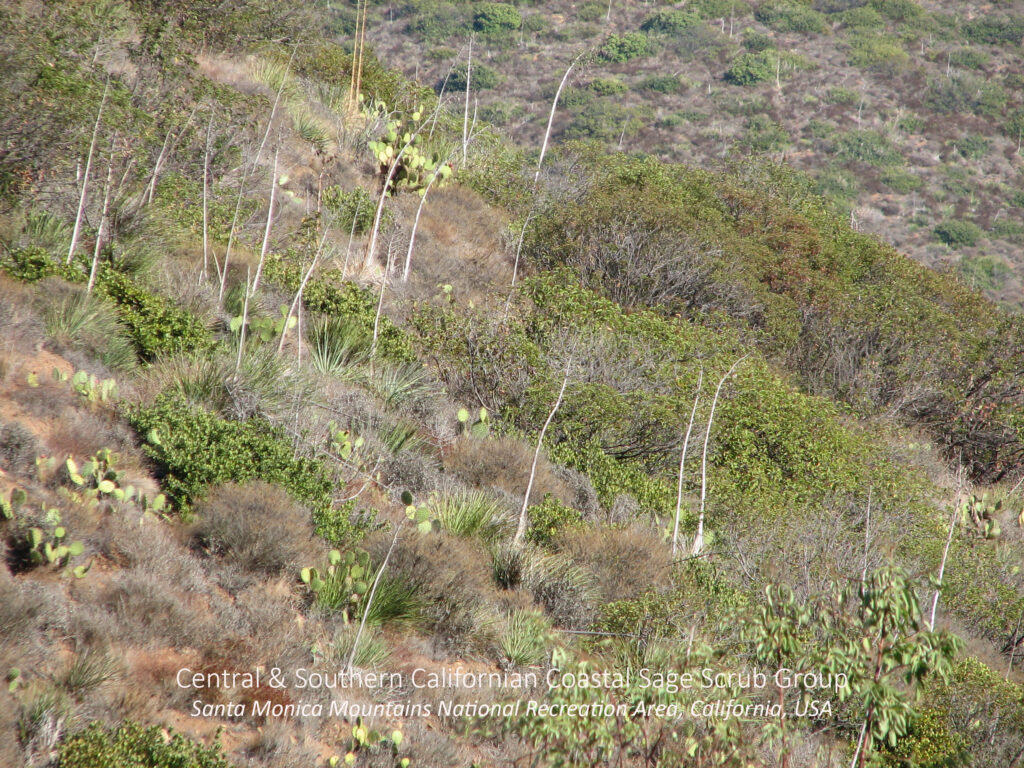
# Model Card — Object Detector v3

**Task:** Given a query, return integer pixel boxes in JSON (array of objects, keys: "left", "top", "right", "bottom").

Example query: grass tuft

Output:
[
  {"left": 434, "top": 490, "right": 510, "bottom": 543},
  {"left": 499, "top": 609, "right": 551, "bottom": 668}
]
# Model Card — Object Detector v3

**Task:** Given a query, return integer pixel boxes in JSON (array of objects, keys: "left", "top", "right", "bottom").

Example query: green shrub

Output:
[
  {"left": 957, "top": 254, "right": 1011, "bottom": 292},
  {"left": 321, "top": 186, "right": 378, "bottom": 234},
  {"left": 880, "top": 709, "right": 969, "bottom": 767},
  {"left": 724, "top": 51, "right": 775, "bottom": 85},
  {"left": 445, "top": 61, "right": 502, "bottom": 91},
  {"left": 754, "top": 2, "right": 828, "bottom": 34},
  {"left": 588, "top": 77, "right": 627, "bottom": 96},
  {"left": 923, "top": 658, "right": 1024, "bottom": 766},
  {"left": 94, "top": 269, "right": 211, "bottom": 360},
  {"left": 963, "top": 16, "right": 1024, "bottom": 45},
  {"left": 948, "top": 48, "right": 989, "bottom": 70},
  {"left": 880, "top": 168, "right": 921, "bottom": 193},
  {"left": 867, "top": 0, "right": 924, "bottom": 22},
  {"left": 933, "top": 219, "right": 982, "bottom": 248},
  {"left": 597, "top": 32, "right": 652, "bottom": 63},
  {"left": 526, "top": 494, "right": 583, "bottom": 547},
  {"left": 564, "top": 101, "right": 639, "bottom": 142},
  {"left": 836, "top": 5, "right": 885, "bottom": 30},
  {"left": 846, "top": 32, "right": 909, "bottom": 72},
  {"left": 639, "top": 74, "right": 686, "bottom": 94},
  {"left": 951, "top": 134, "right": 990, "bottom": 160},
  {"left": 742, "top": 30, "right": 775, "bottom": 51},
  {"left": 59, "top": 721, "right": 230, "bottom": 768},
  {"left": 473, "top": 2, "right": 521, "bottom": 34},
  {"left": 261, "top": 257, "right": 415, "bottom": 363},
  {"left": 1004, "top": 108, "right": 1024, "bottom": 142},
  {"left": 805, "top": 119, "right": 835, "bottom": 139},
  {"left": 407, "top": 4, "right": 472, "bottom": 42},
  {"left": 897, "top": 114, "right": 925, "bottom": 133},
  {"left": 833, "top": 130, "right": 903, "bottom": 166},
  {"left": 990, "top": 219, "right": 1024, "bottom": 243},
  {"left": 925, "top": 74, "right": 1007, "bottom": 119},
  {"left": 825, "top": 86, "right": 861, "bottom": 105},
  {"left": 639, "top": 8, "right": 699, "bottom": 34},
  {"left": 742, "top": 115, "right": 789, "bottom": 153},
  {"left": 313, "top": 499, "right": 376, "bottom": 547},
  {"left": 127, "top": 393, "right": 333, "bottom": 515},
  {"left": 691, "top": 0, "right": 751, "bottom": 19}
]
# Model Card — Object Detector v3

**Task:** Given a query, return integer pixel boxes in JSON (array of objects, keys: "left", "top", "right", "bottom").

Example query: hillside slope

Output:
[{"left": 2, "top": 2, "right": 1024, "bottom": 768}]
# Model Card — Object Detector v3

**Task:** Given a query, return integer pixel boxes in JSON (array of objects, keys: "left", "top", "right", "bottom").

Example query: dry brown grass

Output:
[
  {"left": 0, "top": 419, "right": 42, "bottom": 477},
  {"left": 0, "top": 273, "right": 45, "bottom": 359},
  {"left": 192, "top": 481, "right": 322, "bottom": 575},
  {"left": 444, "top": 435, "right": 572, "bottom": 508},
  {"left": 556, "top": 524, "right": 672, "bottom": 603},
  {"left": 103, "top": 569, "right": 211, "bottom": 648},
  {"left": 370, "top": 531, "right": 501, "bottom": 656}
]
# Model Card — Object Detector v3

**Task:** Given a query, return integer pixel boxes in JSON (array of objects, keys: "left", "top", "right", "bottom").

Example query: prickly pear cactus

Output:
[
  {"left": 457, "top": 406, "right": 490, "bottom": 438},
  {"left": 367, "top": 103, "right": 453, "bottom": 197},
  {"left": 302, "top": 548, "right": 373, "bottom": 622},
  {"left": 960, "top": 493, "right": 1002, "bottom": 540},
  {"left": 402, "top": 490, "right": 436, "bottom": 534}
]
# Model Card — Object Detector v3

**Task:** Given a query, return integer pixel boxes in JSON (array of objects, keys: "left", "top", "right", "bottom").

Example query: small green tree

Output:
[{"left": 473, "top": 2, "right": 521, "bottom": 34}]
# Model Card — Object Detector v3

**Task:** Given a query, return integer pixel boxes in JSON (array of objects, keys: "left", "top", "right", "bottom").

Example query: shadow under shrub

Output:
[{"left": 193, "top": 481, "right": 321, "bottom": 574}]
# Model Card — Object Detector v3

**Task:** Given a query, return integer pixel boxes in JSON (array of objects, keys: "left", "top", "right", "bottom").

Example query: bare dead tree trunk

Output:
[
  {"left": 256, "top": 46, "right": 297, "bottom": 168},
  {"left": 929, "top": 465, "right": 964, "bottom": 631},
  {"left": 86, "top": 152, "right": 115, "bottom": 295},
  {"left": 672, "top": 368, "right": 703, "bottom": 557},
  {"left": 236, "top": 266, "right": 252, "bottom": 374},
  {"left": 462, "top": 36, "right": 473, "bottom": 167},
  {"left": 693, "top": 355, "right": 748, "bottom": 556},
  {"left": 514, "top": 356, "right": 573, "bottom": 546},
  {"left": 219, "top": 163, "right": 249, "bottom": 308},
  {"left": 68, "top": 77, "right": 109, "bottom": 265},
  {"left": 535, "top": 54, "right": 582, "bottom": 186},
  {"left": 402, "top": 153, "right": 455, "bottom": 282},
  {"left": 370, "top": 230, "right": 400, "bottom": 359},
  {"left": 347, "top": 519, "right": 404, "bottom": 674},
  {"left": 201, "top": 110, "right": 214, "bottom": 284},
  {"left": 278, "top": 220, "right": 332, "bottom": 353},
  {"left": 145, "top": 103, "right": 198, "bottom": 206},
  {"left": 251, "top": 145, "right": 280, "bottom": 295},
  {"left": 342, "top": 197, "right": 361, "bottom": 279},
  {"left": 363, "top": 126, "right": 426, "bottom": 274}
]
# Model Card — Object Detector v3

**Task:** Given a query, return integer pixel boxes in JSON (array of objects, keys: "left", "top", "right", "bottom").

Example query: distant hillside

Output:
[
  {"left": 1, "top": 2, "right": 1024, "bottom": 768},
  {"left": 354, "top": 0, "right": 1024, "bottom": 308}
]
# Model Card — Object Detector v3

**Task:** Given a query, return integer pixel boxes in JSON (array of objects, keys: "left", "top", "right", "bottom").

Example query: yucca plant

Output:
[
  {"left": 60, "top": 647, "right": 119, "bottom": 696},
  {"left": 249, "top": 58, "right": 301, "bottom": 101},
  {"left": 331, "top": 625, "right": 390, "bottom": 669},
  {"left": 359, "top": 575, "right": 425, "bottom": 627},
  {"left": 43, "top": 292, "right": 136, "bottom": 371},
  {"left": 499, "top": 609, "right": 551, "bottom": 668},
  {"left": 434, "top": 490, "right": 510, "bottom": 543},
  {"left": 22, "top": 210, "right": 71, "bottom": 257},
  {"left": 372, "top": 418, "right": 424, "bottom": 456},
  {"left": 361, "top": 362, "right": 432, "bottom": 410},
  {"left": 289, "top": 105, "right": 331, "bottom": 154},
  {"left": 308, "top": 316, "right": 371, "bottom": 376},
  {"left": 141, "top": 348, "right": 292, "bottom": 418}
]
